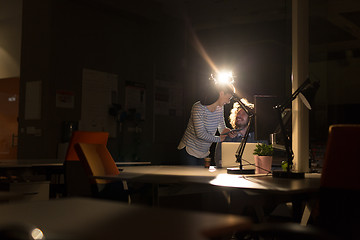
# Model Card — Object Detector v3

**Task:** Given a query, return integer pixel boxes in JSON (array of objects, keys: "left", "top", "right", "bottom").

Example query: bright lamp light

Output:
[{"left": 210, "top": 71, "right": 234, "bottom": 85}]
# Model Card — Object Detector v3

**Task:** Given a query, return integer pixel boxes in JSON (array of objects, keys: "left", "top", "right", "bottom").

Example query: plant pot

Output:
[{"left": 254, "top": 155, "right": 272, "bottom": 174}]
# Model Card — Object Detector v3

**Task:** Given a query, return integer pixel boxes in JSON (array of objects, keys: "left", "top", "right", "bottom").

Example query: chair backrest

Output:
[
  {"left": 65, "top": 131, "right": 109, "bottom": 161},
  {"left": 74, "top": 143, "right": 120, "bottom": 185},
  {"left": 63, "top": 131, "right": 109, "bottom": 197},
  {"left": 321, "top": 124, "right": 360, "bottom": 190},
  {"left": 319, "top": 124, "right": 360, "bottom": 239}
]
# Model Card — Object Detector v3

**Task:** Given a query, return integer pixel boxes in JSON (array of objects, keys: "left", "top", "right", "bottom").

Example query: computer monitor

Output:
[
  {"left": 254, "top": 95, "right": 279, "bottom": 142},
  {"left": 254, "top": 95, "right": 292, "bottom": 146}
]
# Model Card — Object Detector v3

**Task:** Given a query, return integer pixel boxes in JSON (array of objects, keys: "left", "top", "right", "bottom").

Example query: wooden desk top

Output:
[
  {"left": 119, "top": 165, "right": 227, "bottom": 177},
  {"left": 0, "top": 197, "right": 251, "bottom": 240},
  {"left": 0, "top": 159, "right": 64, "bottom": 168},
  {"left": 210, "top": 173, "right": 321, "bottom": 194},
  {"left": 96, "top": 165, "right": 321, "bottom": 193},
  {"left": 0, "top": 159, "right": 151, "bottom": 168},
  {"left": 114, "top": 165, "right": 227, "bottom": 184},
  {"left": 116, "top": 161, "right": 151, "bottom": 166}
]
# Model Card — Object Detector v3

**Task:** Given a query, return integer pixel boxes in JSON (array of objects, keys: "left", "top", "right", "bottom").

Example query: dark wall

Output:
[
  {"left": 18, "top": 0, "right": 187, "bottom": 163},
  {"left": 19, "top": 0, "right": 54, "bottom": 158},
  {"left": 17, "top": 0, "right": 291, "bottom": 162}
]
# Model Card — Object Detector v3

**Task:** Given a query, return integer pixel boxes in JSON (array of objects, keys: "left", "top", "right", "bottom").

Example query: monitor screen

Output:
[{"left": 254, "top": 95, "right": 279, "bottom": 142}]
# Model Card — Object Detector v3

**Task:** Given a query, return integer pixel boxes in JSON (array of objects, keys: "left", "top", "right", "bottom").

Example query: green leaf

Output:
[{"left": 253, "top": 143, "right": 274, "bottom": 156}]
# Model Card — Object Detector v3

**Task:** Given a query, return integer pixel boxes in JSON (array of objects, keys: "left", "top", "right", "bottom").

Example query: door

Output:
[{"left": 0, "top": 77, "right": 19, "bottom": 159}]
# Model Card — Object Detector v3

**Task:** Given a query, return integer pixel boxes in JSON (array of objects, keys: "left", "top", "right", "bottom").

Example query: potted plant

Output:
[{"left": 253, "top": 143, "right": 273, "bottom": 174}]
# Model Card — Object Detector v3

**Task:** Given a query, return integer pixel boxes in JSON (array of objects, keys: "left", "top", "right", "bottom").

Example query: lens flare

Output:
[
  {"left": 31, "top": 228, "right": 45, "bottom": 239},
  {"left": 210, "top": 71, "right": 234, "bottom": 85}
]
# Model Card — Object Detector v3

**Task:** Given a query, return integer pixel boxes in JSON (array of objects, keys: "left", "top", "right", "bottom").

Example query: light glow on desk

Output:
[
  {"left": 210, "top": 174, "right": 288, "bottom": 191},
  {"left": 210, "top": 174, "right": 252, "bottom": 188},
  {"left": 208, "top": 166, "right": 216, "bottom": 172}
]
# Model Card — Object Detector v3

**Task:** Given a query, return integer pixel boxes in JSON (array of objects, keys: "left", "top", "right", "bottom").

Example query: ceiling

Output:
[
  {"left": 82, "top": 0, "right": 360, "bottom": 61},
  {"left": 310, "top": 0, "right": 360, "bottom": 59},
  {"left": 158, "top": 0, "right": 360, "bottom": 60}
]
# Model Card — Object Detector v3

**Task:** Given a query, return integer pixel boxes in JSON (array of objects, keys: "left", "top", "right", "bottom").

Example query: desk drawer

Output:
[{"left": 0, "top": 181, "right": 50, "bottom": 201}]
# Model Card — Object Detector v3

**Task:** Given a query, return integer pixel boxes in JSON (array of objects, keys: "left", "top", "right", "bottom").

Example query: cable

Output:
[{"left": 241, "top": 158, "right": 272, "bottom": 175}]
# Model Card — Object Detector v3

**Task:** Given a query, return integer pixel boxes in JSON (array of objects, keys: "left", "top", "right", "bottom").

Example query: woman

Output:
[{"left": 178, "top": 81, "right": 237, "bottom": 165}]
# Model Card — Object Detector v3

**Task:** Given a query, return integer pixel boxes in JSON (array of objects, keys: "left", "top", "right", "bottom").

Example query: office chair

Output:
[
  {"left": 63, "top": 131, "right": 109, "bottom": 197},
  {"left": 74, "top": 143, "right": 129, "bottom": 202},
  {"left": 318, "top": 124, "right": 360, "bottom": 239},
  {"left": 235, "top": 124, "right": 360, "bottom": 240}
]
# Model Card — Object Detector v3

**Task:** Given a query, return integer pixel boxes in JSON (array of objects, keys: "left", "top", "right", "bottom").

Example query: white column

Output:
[{"left": 292, "top": 0, "right": 309, "bottom": 172}]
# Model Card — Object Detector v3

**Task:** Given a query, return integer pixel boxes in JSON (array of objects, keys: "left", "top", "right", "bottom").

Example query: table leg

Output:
[
  {"left": 227, "top": 190, "right": 265, "bottom": 223},
  {"left": 300, "top": 198, "right": 318, "bottom": 226}
]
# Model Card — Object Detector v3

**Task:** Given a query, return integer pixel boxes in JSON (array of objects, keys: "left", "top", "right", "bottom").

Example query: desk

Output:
[
  {"left": 116, "top": 161, "right": 151, "bottom": 167},
  {"left": 0, "top": 159, "right": 64, "bottom": 199},
  {"left": 210, "top": 173, "right": 321, "bottom": 193},
  {"left": 0, "top": 159, "right": 64, "bottom": 168},
  {"left": 115, "top": 165, "right": 227, "bottom": 184},
  {"left": 210, "top": 173, "right": 320, "bottom": 223},
  {"left": 97, "top": 165, "right": 320, "bottom": 193},
  {"left": 0, "top": 159, "right": 63, "bottom": 181},
  {"left": 0, "top": 197, "right": 252, "bottom": 240},
  {"left": 95, "top": 166, "right": 321, "bottom": 222}
]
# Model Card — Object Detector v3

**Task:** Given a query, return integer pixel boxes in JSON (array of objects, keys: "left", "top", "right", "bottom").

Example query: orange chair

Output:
[
  {"left": 74, "top": 143, "right": 119, "bottom": 184},
  {"left": 63, "top": 131, "right": 109, "bottom": 197},
  {"left": 318, "top": 124, "right": 360, "bottom": 239},
  {"left": 321, "top": 124, "right": 360, "bottom": 190},
  {"left": 74, "top": 143, "right": 128, "bottom": 202},
  {"left": 65, "top": 131, "right": 109, "bottom": 161}
]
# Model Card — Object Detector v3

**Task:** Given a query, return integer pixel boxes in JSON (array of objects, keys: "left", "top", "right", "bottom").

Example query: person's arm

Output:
[
  {"left": 222, "top": 129, "right": 239, "bottom": 139},
  {"left": 218, "top": 108, "right": 231, "bottom": 141},
  {"left": 192, "top": 104, "right": 221, "bottom": 142}
]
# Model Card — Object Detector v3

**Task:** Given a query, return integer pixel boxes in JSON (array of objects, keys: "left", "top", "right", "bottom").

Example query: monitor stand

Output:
[
  {"left": 227, "top": 167, "right": 255, "bottom": 174},
  {"left": 272, "top": 170, "right": 304, "bottom": 179}
]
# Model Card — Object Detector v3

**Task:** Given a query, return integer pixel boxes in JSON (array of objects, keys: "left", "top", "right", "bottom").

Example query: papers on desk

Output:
[{"left": 209, "top": 174, "right": 288, "bottom": 191}]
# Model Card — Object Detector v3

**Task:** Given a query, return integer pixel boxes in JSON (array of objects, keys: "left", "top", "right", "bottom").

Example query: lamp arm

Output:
[
  {"left": 232, "top": 94, "right": 255, "bottom": 117},
  {"left": 273, "top": 78, "right": 310, "bottom": 171},
  {"left": 278, "top": 78, "right": 311, "bottom": 112},
  {"left": 230, "top": 96, "right": 255, "bottom": 170},
  {"left": 274, "top": 106, "right": 294, "bottom": 172},
  {"left": 235, "top": 112, "right": 253, "bottom": 169}
]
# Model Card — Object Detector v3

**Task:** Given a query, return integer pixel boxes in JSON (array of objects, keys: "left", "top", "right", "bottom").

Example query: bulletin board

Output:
[
  {"left": 155, "top": 80, "right": 183, "bottom": 117},
  {"left": 79, "top": 68, "right": 118, "bottom": 137},
  {"left": 125, "top": 82, "right": 146, "bottom": 120}
]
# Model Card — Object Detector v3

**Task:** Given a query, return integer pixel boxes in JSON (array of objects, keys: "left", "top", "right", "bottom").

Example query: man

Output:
[
  {"left": 226, "top": 101, "right": 255, "bottom": 142},
  {"left": 214, "top": 101, "right": 256, "bottom": 167}
]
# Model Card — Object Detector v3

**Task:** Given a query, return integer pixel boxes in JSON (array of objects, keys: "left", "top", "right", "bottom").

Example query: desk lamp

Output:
[
  {"left": 272, "top": 78, "right": 320, "bottom": 179},
  {"left": 227, "top": 96, "right": 256, "bottom": 174},
  {"left": 210, "top": 71, "right": 255, "bottom": 174}
]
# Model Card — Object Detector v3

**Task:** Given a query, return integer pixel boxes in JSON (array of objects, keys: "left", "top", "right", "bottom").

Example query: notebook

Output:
[{"left": 220, "top": 142, "right": 258, "bottom": 169}]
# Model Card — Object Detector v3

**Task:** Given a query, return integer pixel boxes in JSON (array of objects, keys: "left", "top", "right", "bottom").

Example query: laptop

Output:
[{"left": 220, "top": 142, "right": 258, "bottom": 169}]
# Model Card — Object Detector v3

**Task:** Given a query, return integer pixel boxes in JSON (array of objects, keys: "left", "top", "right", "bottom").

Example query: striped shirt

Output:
[{"left": 178, "top": 101, "right": 227, "bottom": 158}]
